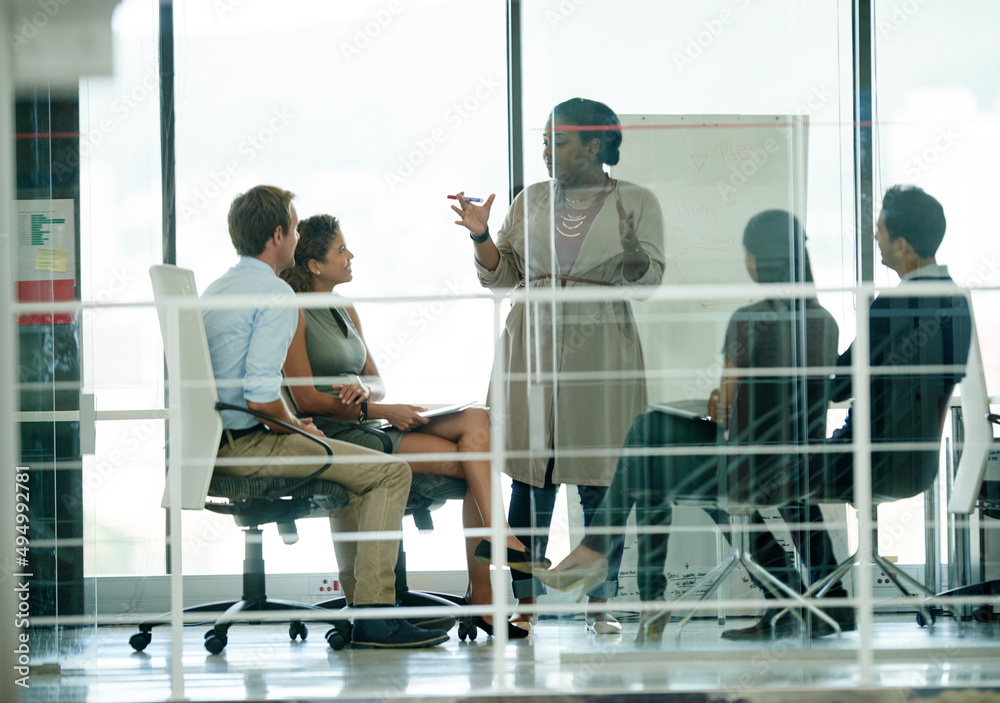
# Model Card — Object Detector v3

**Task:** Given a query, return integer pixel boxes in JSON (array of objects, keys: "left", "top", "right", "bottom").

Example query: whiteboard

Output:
[
  {"left": 605, "top": 115, "right": 814, "bottom": 608},
  {"left": 613, "top": 114, "right": 809, "bottom": 406}
]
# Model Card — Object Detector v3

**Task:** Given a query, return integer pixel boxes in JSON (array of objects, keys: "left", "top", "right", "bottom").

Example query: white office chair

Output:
[
  {"left": 947, "top": 313, "right": 993, "bottom": 516},
  {"left": 794, "top": 294, "right": 984, "bottom": 631},
  {"left": 937, "top": 306, "right": 999, "bottom": 623},
  {"left": 129, "top": 265, "right": 353, "bottom": 654}
]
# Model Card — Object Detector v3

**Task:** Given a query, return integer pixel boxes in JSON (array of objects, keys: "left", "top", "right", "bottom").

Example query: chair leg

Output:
[
  {"left": 674, "top": 514, "right": 821, "bottom": 639},
  {"left": 130, "top": 526, "right": 350, "bottom": 654},
  {"left": 715, "top": 526, "right": 727, "bottom": 626},
  {"left": 674, "top": 515, "right": 751, "bottom": 637},
  {"left": 771, "top": 549, "right": 859, "bottom": 625},
  {"left": 810, "top": 551, "right": 859, "bottom": 598},
  {"left": 872, "top": 552, "right": 961, "bottom": 633},
  {"left": 873, "top": 552, "right": 934, "bottom": 597},
  {"left": 783, "top": 506, "right": 965, "bottom": 636},
  {"left": 740, "top": 555, "right": 839, "bottom": 637},
  {"left": 730, "top": 514, "right": 839, "bottom": 636},
  {"left": 673, "top": 554, "right": 741, "bottom": 637}
]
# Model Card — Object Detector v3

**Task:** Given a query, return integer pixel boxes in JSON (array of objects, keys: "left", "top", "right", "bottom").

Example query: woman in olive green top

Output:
[{"left": 281, "top": 214, "right": 540, "bottom": 638}]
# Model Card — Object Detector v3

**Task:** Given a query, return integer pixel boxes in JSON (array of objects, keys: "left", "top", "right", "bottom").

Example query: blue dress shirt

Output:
[{"left": 201, "top": 257, "right": 297, "bottom": 430}]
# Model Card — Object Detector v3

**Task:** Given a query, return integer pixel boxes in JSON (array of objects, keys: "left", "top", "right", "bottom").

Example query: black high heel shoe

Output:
[
  {"left": 473, "top": 616, "right": 530, "bottom": 639},
  {"left": 473, "top": 539, "right": 551, "bottom": 573},
  {"left": 456, "top": 595, "right": 531, "bottom": 641}
]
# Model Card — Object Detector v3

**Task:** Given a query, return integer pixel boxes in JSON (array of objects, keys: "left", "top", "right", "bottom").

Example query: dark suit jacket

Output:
[{"left": 825, "top": 269, "right": 972, "bottom": 500}]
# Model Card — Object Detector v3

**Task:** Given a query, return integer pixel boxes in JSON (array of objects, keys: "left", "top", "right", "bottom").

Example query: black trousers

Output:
[{"left": 582, "top": 410, "right": 841, "bottom": 601}]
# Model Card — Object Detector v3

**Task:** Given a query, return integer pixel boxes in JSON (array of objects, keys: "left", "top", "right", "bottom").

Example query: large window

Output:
[
  {"left": 173, "top": 0, "right": 507, "bottom": 574},
  {"left": 79, "top": 0, "right": 164, "bottom": 576},
  {"left": 76, "top": 0, "right": 998, "bottom": 628},
  {"left": 12, "top": 0, "right": 993, "bottom": 697},
  {"left": 516, "top": 0, "right": 858, "bottom": 580}
]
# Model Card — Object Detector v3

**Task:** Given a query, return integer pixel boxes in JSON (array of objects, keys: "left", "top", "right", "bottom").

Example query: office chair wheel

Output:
[
  {"left": 129, "top": 631, "right": 152, "bottom": 652},
  {"left": 916, "top": 611, "right": 936, "bottom": 628},
  {"left": 457, "top": 618, "right": 478, "bottom": 641},
  {"left": 973, "top": 606, "right": 993, "bottom": 624},
  {"left": 289, "top": 621, "right": 308, "bottom": 641},
  {"left": 204, "top": 628, "right": 228, "bottom": 655},
  {"left": 325, "top": 624, "right": 349, "bottom": 651}
]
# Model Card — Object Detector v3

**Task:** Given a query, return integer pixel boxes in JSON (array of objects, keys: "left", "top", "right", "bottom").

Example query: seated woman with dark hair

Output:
[
  {"left": 535, "top": 210, "right": 846, "bottom": 641},
  {"left": 280, "top": 214, "right": 547, "bottom": 639}
]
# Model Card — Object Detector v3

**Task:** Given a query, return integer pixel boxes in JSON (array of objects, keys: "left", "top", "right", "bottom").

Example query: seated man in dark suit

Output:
[{"left": 724, "top": 184, "right": 973, "bottom": 639}]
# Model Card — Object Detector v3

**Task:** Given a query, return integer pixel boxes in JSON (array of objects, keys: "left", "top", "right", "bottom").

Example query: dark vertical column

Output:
[
  {"left": 160, "top": 1, "right": 176, "bottom": 266},
  {"left": 158, "top": 1, "right": 176, "bottom": 574},
  {"left": 853, "top": 0, "right": 874, "bottom": 282},
  {"left": 506, "top": 0, "right": 524, "bottom": 201},
  {"left": 15, "top": 92, "right": 84, "bottom": 618}
]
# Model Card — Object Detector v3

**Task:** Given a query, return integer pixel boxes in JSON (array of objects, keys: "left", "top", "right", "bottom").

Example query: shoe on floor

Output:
[
  {"left": 351, "top": 616, "right": 449, "bottom": 649},
  {"left": 807, "top": 606, "right": 856, "bottom": 637},
  {"left": 473, "top": 616, "right": 530, "bottom": 639},
  {"left": 721, "top": 608, "right": 786, "bottom": 641},
  {"left": 721, "top": 605, "right": 856, "bottom": 641},
  {"left": 533, "top": 556, "right": 609, "bottom": 595},
  {"left": 585, "top": 612, "right": 622, "bottom": 635},
  {"left": 508, "top": 613, "right": 536, "bottom": 635}
]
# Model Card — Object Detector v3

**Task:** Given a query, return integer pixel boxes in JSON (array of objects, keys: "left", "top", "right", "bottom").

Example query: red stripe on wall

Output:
[
  {"left": 17, "top": 279, "right": 77, "bottom": 325},
  {"left": 14, "top": 132, "right": 81, "bottom": 139}
]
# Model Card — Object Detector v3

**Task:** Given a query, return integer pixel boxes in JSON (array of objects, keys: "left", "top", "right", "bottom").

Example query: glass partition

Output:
[
  {"left": 10, "top": 0, "right": 1000, "bottom": 700},
  {"left": 509, "top": 0, "right": 998, "bottom": 690},
  {"left": 171, "top": 0, "right": 508, "bottom": 575}
]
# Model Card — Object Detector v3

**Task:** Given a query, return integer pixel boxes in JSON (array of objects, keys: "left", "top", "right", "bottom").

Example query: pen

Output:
[{"left": 447, "top": 195, "right": 482, "bottom": 203}]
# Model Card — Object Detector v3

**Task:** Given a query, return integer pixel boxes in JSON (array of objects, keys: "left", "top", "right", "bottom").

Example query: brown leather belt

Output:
[{"left": 529, "top": 274, "right": 613, "bottom": 287}]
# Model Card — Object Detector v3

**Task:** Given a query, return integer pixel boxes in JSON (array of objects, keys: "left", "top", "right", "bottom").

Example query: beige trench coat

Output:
[{"left": 476, "top": 179, "right": 665, "bottom": 487}]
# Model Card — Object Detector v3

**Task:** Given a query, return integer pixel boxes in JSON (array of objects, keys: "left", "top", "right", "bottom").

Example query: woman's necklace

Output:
[
  {"left": 557, "top": 176, "right": 611, "bottom": 238},
  {"left": 557, "top": 212, "right": 587, "bottom": 238},
  {"left": 564, "top": 191, "right": 598, "bottom": 205}
]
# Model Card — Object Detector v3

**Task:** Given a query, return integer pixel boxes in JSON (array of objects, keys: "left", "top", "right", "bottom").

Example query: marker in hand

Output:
[{"left": 447, "top": 194, "right": 482, "bottom": 203}]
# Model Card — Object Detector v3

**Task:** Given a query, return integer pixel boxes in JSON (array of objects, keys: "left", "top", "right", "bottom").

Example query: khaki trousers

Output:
[{"left": 217, "top": 429, "right": 411, "bottom": 605}]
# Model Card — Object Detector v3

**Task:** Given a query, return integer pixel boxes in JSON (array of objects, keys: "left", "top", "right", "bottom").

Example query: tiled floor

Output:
[{"left": 17, "top": 613, "right": 1000, "bottom": 703}]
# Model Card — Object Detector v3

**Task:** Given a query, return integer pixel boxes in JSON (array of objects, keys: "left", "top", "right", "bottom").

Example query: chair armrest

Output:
[
  {"left": 341, "top": 423, "right": 393, "bottom": 453},
  {"left": 215, "top": 401, "right": 334, "bottom": 499}
]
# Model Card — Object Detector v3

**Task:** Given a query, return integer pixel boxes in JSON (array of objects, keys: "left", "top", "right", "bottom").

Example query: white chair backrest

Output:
[
  {"left": 150, "top": 265, "right": 222, "bottom": 510},
  {"left": 948, "top": 300, "right": 994, "bottom": 514}
]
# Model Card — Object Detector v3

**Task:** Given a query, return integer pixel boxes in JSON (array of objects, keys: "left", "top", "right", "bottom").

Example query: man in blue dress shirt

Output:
[{"left": 202, "top": 185, "right": 448, "bottom": 649}]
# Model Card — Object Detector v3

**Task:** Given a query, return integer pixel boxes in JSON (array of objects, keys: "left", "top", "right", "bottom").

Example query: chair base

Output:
[
  {"left": 129, "top": 597, "right": 349, "bottom": 654},
  {"left": 921, "top": 579, "right": 1000, "bottom": 626},
  {"left": 128, "top": 526, "right": 351, "bottom": 654},
  {"left": 667, "top": 513, "right": 842, "bottom": 642},
  {"left": 788, "top": 506, "right": 965, "bottom": 636}
]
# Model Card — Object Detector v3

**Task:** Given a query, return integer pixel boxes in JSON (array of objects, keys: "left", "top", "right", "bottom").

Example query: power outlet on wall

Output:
[
  {"left": 875, "top": 568, "right": 898, "bottom": 587},
  {"left": 310, "top": 576, "right": 340, "bottom": 597},
  {"left": 872, "top": 563, "right": 920, "bottom": 591}
]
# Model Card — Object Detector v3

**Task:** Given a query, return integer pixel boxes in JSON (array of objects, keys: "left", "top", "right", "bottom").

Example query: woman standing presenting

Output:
[{"left": 451, "top": 98, "right": 665, "bottom": 634}]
